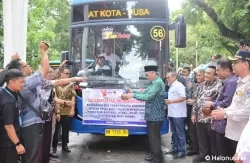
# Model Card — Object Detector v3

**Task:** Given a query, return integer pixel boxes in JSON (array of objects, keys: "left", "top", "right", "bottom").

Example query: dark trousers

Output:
[
  {"left": 21, "top": 123, "right": 44, "bottom": 163},
  {"left": 169, "top": 117, "right": 186, "bottom": 155},
  {"left": 42, "top": 120, "right": 52, "bottom": 163},
  {"left": 196, "top": 122, "right": 215, "bottom": 158},
  {"left": 147, "top": 121, "right": 163, "bottom": 163},
  {"left": 186, "top": 105, "right": 199, "bottom": 152},
  {"left": 188, "top": 119, "right": 199, "bottom": 152},
  {"left": 0, "top": 147, "right": 19, "bottom": 163},
  {"left": 210, "top": 130, "right": 234, "bottom": 163},
  {"left": 227, "top": 138, "right": 238, "bottom": 161},
  {"left": 52, "top": 115, "right": 71, "bottom": 148},
  {"left": 185, "top": 105, "right": 192, "bottom": 144}
]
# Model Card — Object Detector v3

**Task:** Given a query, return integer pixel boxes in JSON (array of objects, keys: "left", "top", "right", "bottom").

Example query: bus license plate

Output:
[{"left": 105, "top": 129, "right": 129, "bottom": 137}]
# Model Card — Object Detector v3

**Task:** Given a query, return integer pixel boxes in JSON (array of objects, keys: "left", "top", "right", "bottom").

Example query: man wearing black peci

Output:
[{"left": 122, "top": 65, "right": 165, "bottom": 163}]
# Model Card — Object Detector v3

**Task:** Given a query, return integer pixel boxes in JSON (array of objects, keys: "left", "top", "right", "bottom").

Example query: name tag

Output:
[
  {"left": 19, "top": 116, "right": 22, "bottom": 126},
  {"left": 236, "top": 90, "right": 244, "bottom": 96}
]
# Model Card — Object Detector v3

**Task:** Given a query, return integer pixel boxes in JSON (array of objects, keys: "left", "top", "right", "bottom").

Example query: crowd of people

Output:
[
  {"left": 121, "top": 43, "right": 250, "bottom": 163},
  {"left": 0, "top": 41, "right": 86, "bottom": 163},
  {"left": 1, "top": 40, "right": 250, "bottom": 163},
  {"left": 180, "top": 46, "right": 250, "bottom": 163},
  {"left": 163, "top": 50, "right": 250, "bottom": 163}
]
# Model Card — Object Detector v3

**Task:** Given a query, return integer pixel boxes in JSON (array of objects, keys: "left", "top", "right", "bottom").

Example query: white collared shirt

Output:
[
  {"left": 100, "top": 53, "right": 121, "bottom": 68},
  {"left": 168, "top": 80, "right": 187, "bottom": 118},
  {"left": 225, "top": 75, "right": 250, "bottom": 141},
  {"left": 95, "top": 64, "right": 110, "bottom": 72},
  {"left": 236, "top": 115, "right": 250, "bottom": 162}
]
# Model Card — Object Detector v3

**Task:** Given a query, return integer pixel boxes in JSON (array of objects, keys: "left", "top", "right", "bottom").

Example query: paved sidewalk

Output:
[{"left": 161, "top": 134, "right": 195, "bottom": 163}]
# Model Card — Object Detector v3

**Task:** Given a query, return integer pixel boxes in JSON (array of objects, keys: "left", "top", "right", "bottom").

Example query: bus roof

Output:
[
  {"left": 49, "top": 59, "right": 95, "bottom": 64},
  {"left": 72, "top": 0, "right": 149, "bottom": 5},
  {"left": 72, "top": 0, "right": 107, "bottom": 5}
]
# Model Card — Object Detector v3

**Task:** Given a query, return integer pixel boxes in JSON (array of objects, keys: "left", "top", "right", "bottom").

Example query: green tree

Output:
[
  {"left": 27, "top": 0, "right": 70, "bottom": 68},
  {"left": 169, "top": 0, "right": 250, "bottom": 67},
  {"left": 0, "top": 0, "right": 70, "bottom": 68}
]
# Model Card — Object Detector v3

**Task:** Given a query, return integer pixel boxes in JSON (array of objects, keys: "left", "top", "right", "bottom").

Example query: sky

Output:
[{"left": 168, "top": 0, "right": 182, "bottom": 12}]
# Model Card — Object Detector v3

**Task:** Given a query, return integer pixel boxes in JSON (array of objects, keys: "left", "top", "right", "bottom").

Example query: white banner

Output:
[
  {"left": 82, "top": 88, "right": 146, "bottom": 127},
  {"left": 3, "top": 0, "right": 28, "bottom": 67}
]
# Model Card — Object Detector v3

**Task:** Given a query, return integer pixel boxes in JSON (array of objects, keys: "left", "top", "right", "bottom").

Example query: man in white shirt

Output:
[
  {"left": 211, "top": 50, "right": 250, "bottom": 160},
  {"left": 234, "top": 115, "right": 250, "bottom": 163},
  {"left": 165, "top": 71, "right": 187, "bottom": 159},
  {"left": 100, "top": 46, "right": 121, "bottom": 69},
  {"left": 95, "top": 56, "right": 110, "bottom": 72}
]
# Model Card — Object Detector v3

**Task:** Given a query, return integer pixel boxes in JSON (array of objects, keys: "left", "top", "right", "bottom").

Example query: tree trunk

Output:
[{"left": 190, "top": 0, "right": 243, "bottom": 41}]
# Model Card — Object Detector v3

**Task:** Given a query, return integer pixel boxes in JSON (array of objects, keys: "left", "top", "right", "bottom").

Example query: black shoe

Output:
[
  {"left": 187, "top": 150, "right": 198, "bottom": 156},
  {"left": 144, "top": 156, "right": 152, "bottom": 162},
  {"left": 165, "top": 149, "right": 178, "bottom": 155},
  {"left": 193, "top": 156, "right": 207, "bottom": 163},
  {"left": 186, "top": 146, "right": 192, "bottom": 151},
  {"left": 173, "top": 153, "right": 186, "bottom": 159},
  {"left": 52, "top": 147, "right": 57, "bottom": 153},
  {"left": 50, "top": 153, "right": 59, "bottom": 158},
  {"left": 62, "top": 145, "right": 71, "bottom": 153}
]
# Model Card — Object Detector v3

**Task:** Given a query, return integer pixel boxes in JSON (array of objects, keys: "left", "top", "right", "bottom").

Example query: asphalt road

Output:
[{"left": 50, "top": 132, "right": 195, "bottom": 163}]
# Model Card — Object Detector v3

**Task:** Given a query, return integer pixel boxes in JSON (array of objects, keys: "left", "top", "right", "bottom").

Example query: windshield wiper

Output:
[{"left": 87, "top": 80, "right": 107, "bottom": 88}]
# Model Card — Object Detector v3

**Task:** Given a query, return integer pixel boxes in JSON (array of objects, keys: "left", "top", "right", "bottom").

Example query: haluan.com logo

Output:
[{"left": 205, "top": 155, "right": 246, "bottom": 161}]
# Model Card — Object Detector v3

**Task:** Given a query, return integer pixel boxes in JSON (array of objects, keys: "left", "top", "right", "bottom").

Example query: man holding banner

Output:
[{"left": 122, "top": 65, "right": 165, "bottom": 163}]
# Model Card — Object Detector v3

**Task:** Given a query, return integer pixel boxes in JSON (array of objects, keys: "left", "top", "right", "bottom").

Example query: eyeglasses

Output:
[
  {"left": 22, "top": 64, "right": 28, "bottom": 68},
  {"left": 64, "top": 72, "right": 71, "bottom": 75},
  {"left": 233, "top": 60, "right": 243, "bottom": 65},
  {"left": 166, "top": 77, "right": 171, "bottom": 79}
]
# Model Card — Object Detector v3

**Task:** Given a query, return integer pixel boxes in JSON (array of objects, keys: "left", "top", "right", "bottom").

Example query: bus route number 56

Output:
[{"left": 150, "top": 26, "right": 166, "bottom": 41}]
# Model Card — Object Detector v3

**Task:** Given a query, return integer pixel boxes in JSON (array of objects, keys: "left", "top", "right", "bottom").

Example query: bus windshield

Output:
[{"left": 71, "top": 23, "right": 166, "bottom": 88}]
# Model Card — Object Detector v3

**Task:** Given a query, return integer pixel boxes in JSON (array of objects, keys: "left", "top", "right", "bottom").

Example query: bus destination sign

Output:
[
  {"left": 72, "top": 1, "right": 167, "bottom": 22},
  {"left": 88, "top": 8, "right": 150, "bottom": 18}
]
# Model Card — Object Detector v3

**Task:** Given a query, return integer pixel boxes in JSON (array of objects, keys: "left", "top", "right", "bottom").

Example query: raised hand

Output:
[
  {"left": 59, "top": 60, "right": 68, "bottom": 67},
  {"left": 40, "top": 41, "right": 49, "bottom": 52},
  {"left": 11, "top": 52, "right": 20, "bottom": 61}
]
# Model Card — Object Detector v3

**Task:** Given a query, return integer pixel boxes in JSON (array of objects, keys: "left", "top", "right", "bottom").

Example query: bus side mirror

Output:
[
  {"left": 60, "top": 51, "right": 69, "bottom": 63},
  {"left": 175, "top": 15, "right": 186, "bottom": 48}
]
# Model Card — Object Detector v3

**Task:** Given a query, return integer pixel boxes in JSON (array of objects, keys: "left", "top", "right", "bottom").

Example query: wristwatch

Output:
[
  {"left": 224, "top": 111, "right": 228, "bottom": 119},
  {"left": 56, "top": 112, "right": 60, "bottom": 115},
  {"left": 15, "top": 142, "right": 21, "bottom": 146}
]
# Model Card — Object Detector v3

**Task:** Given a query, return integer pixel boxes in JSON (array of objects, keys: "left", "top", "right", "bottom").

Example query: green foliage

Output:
[
  {"left": 170, "top": 0, "right": 250, "bottom": 68},
  {"left": 0, "top": 0, "right": 70, "bottom": 68},
  {"left": 27, "top": 0, "right": 70, "bottom": 68}
]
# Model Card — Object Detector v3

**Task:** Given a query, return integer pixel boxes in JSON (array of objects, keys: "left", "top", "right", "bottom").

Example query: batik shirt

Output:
[
  {"left": 36, "top": 79, "right": 55, "bottom": 121},
  {"left": 37, "top": 79, "right": 54, "bottom": 101},
  {"left": 192, "top": 82, "right": 205, "bottom": 117},
  {"left": 53, "top": 83, "right": 76, "bottom": 115},
  {"left": 192, "top": 79, "right": 222, "bottom": 122}
]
